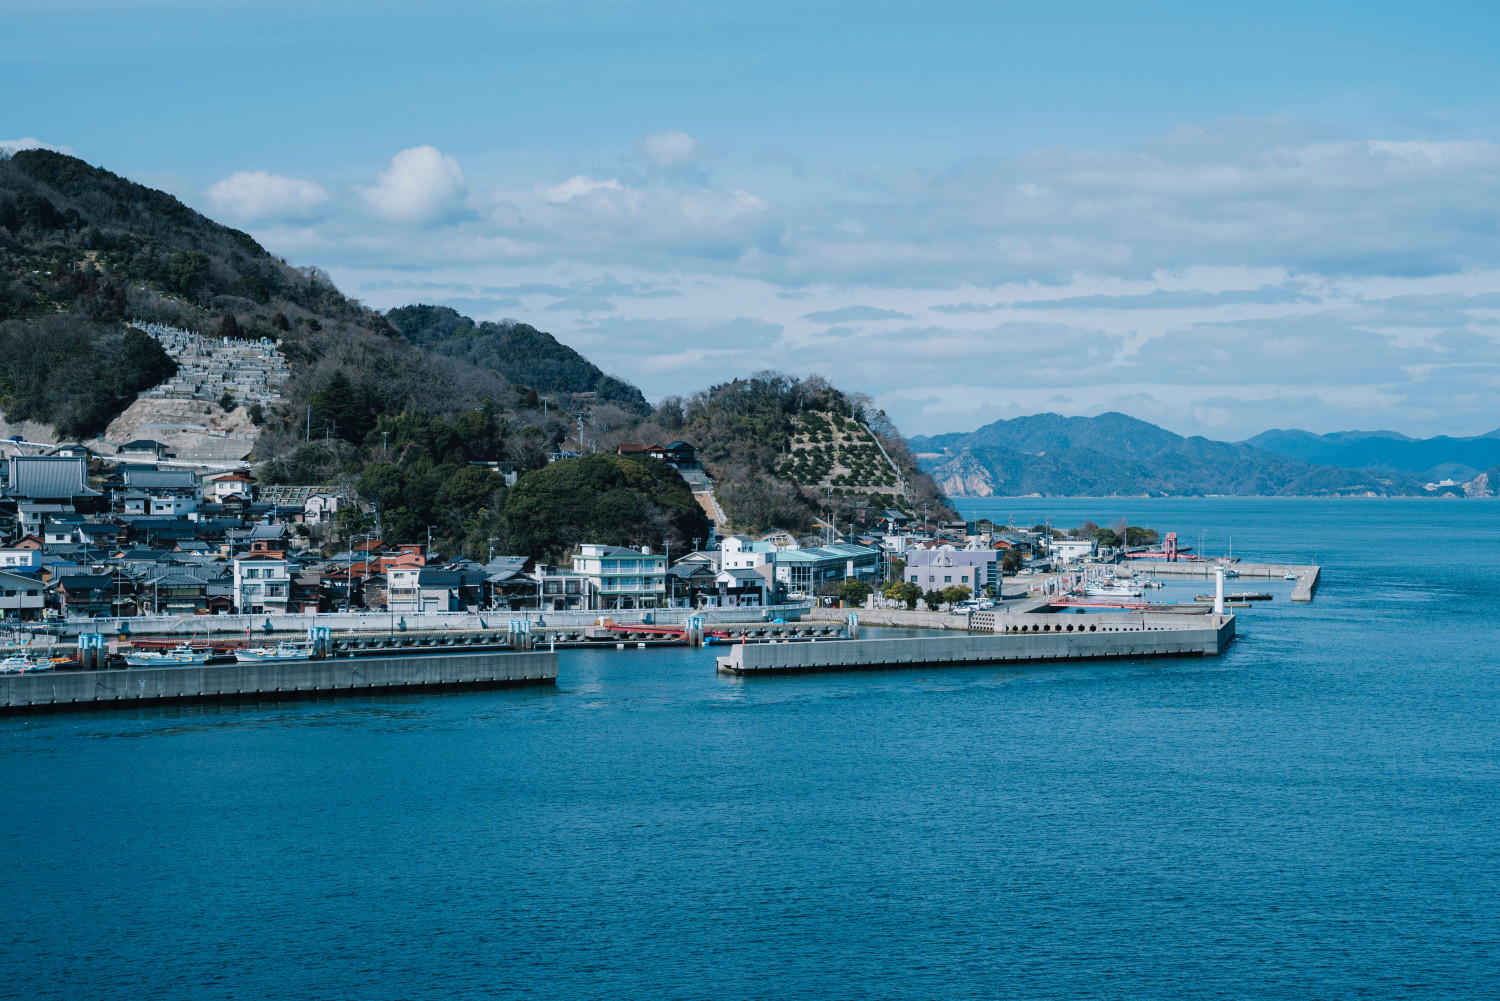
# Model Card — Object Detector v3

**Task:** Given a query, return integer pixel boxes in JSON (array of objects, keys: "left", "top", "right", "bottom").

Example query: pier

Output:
[
  {"left": 718, "top": 612, "right": 1235, "bottom": 675},
  {"left": 0, "top": 649, "right": 557, "bottom": 714},
  {"left": 1126, "top": 560, "right": 1321, "bottom": 600}
]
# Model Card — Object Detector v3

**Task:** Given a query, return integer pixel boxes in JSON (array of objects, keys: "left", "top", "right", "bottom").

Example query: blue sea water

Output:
[{"left": 3, "top": 498, "right": 1499, "bottom": 1000}]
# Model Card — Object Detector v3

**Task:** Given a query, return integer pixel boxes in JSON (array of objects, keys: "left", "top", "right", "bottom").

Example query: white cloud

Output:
[
  {"left": 0, "top": 137, "right": 73, "bottom": 156},
  {"left": 359, "top": 145, "right": 467, "bottom": 225},
  {"left": 206, "top": 170, "right": 329, "bottom": 221},
  {"left": 638, "top": 130, "right": 700, "bottom": 169}
]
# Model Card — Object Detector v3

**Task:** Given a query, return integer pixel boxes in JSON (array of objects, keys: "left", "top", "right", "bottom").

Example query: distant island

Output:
[{"left": 909, "top": 413, "right": 1500, "bottom": 498}]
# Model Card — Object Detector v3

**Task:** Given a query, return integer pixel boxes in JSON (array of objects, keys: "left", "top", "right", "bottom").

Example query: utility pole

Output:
[
  {"left": 382, "top": 431, "right": 389, "bottom": 458},
  {"left": 305, "top": 405, "right": 311, "bottom": 443}
]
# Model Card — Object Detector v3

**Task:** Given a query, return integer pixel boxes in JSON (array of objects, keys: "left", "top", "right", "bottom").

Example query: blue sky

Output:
[{"left": 6, "top": 1, "right": 1500, "bottom": 437}]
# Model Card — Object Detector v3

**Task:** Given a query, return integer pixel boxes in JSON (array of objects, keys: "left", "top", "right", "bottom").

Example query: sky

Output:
[{"left": 5, "top": 0, "right": 1500, "bottom": 439}]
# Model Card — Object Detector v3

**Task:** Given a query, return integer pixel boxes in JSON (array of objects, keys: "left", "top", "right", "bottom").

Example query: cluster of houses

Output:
[{"left": 0, "top": 433, "right": 1089, "bottom": 621}]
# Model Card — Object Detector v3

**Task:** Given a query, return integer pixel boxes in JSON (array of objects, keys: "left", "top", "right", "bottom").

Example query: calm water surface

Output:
[{"left": 3, "top": 498, "right": 1498, "bottom": 999}]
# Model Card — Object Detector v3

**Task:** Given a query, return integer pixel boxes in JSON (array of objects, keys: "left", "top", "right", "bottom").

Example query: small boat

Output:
[
  {"left": 124, "top": 644, "right": 210, "bottom": 667},
  {"left": 1197, "top": 592, "right": 1274, "bottom": 602},
  {"left": 1284, "top": 572, "right": 1299, "bottom": 581},
  {"left": 235, "top": 642, "right": 314, "bottom": 663},
  {"left": 1085, "top": 582, "right": 1144, "bottom": 598},
  {"left": 1142, "top": 579, "right": 1164, "bottom": 589}
]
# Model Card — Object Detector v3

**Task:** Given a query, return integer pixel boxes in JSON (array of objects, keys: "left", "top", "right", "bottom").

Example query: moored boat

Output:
[
  {"left": 124, "top": 644, "right": 210, "bottom": 668},
  {"left": 235, "top": 642, "right": 314, "bottom": 663}
]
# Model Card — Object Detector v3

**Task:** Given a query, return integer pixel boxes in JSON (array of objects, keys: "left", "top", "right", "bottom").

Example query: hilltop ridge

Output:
[{"left": 911, "top": 412, "right": 1493, "bottom": 497}]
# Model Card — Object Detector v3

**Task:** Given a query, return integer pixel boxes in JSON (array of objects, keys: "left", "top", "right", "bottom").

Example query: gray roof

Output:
[
  {"left": 7, "top": 456, "right": 99, "bottom": 499},
  {"left": 250, "top": 524, "right": 288, "bottom": 540},
  {"left": 719, "top": 567, "right": 768, "bottom": 583},
  {"left": 122, "top": 469, "right": 197, "bottom": 490}
]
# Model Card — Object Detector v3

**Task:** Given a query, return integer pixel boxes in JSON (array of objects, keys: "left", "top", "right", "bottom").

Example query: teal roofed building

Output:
[{"left": 769, "top": 543, "right": 882, "bottom": 592}]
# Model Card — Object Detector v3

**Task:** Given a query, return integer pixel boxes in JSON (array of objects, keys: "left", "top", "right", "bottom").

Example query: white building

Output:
[
  {"left": 386, "top": 566, "right": 422, "bottom": 613},
  {"left": 303, "top": 492, "right": 341, "bottom": 525},
  {"left": 233, "top": 555, "right": 290, "bottom": 614},
  {"left": 573, "top": 544, "right": 667, "bottom": 609},
  {"left": 209, "top": 472, "right": 253, "bottom": 502},
  {"left": 1052, "top": 538, "right": 1097, "bottom": 563},
  {"left": 0, "top": 548, "right": 42, "bottom": 572}
]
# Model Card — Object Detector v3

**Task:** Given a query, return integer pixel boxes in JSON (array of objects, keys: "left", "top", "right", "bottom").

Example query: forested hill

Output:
[
  {"left": 909, "top": 412, "right": 1464, "bottom": 497},
  {"left": 387, "top": 305, "right": 647, "bottom": 413},
  {"left": 0, "top": 150, "right": 649, "bottom": 448}
]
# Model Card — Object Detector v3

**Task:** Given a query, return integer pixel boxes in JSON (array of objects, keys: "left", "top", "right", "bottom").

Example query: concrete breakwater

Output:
[
  {"left": 718, "top": 613, "right": 1235, "bottom": 675},
  {"left": 0, "top": 650, "right": 557, "bottom": 714},
  {"left": 1126, "top": 561, "right": 1321, "bottom": 601}
]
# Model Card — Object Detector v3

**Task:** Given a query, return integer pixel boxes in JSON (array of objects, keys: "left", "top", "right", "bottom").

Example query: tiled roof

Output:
[{"left": 7, "top": 456, "right": 99, "bottom": 499}]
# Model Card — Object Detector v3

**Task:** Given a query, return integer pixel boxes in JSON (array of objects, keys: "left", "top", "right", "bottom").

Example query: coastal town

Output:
[{"left": 0, "top": 442, "right": 1087, "bottom": 623}]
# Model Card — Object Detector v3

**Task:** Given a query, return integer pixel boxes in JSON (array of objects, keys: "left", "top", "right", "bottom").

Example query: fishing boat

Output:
[
  {"left": 1142, "top": 579, "right": 1164, "bottom": 589},
  {"left": 1084, "top": 581, "right": 1144, "bottom": 598},
  {"left": 1197, "top": 592, "right": 1273, "bottom": 602},
  {"left": 235, "top": 642, "right": 314, "bottom": 663},
  {"left": 0, "top": 654, "right": 51, "bottom": 674},
  {"left": 1284, "top": 572, "right": 1299, "bottom": 580},
  {"left": 123, "top": 644, "right": 210, "bottom": 667}
]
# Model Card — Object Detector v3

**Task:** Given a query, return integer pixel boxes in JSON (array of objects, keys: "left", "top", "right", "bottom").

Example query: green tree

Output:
[
  {"left": 310, "top": 371, "right": 375, "bottom": 443},
  {"left": 1001, "top": 548, "right": 1024, "bottom": 574},
  {"left": 882, "top": 580, "right": 920, "bottom": 609},
  {"left": 166, "top": 250, "right": 210, "bottom": 294},
  {"left": 940, "top": 584, "right": 972, "bottom": 606},
  {"left": 888, "top": 557, "right": 906, "bottom": 582},
  {"left": 217, "top": 312, "right": 239, "bottom": 338},
  {"left": 839, "top": 577, "right": 871, "bottom": 606}
]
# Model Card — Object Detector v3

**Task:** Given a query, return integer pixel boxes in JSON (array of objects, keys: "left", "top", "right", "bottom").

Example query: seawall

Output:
[
  {"left": 0, "top": 650, "right": 557, "bottom": 714},
  {"left": 718, "top": 614, "right": 1235, "bottom": 675}
]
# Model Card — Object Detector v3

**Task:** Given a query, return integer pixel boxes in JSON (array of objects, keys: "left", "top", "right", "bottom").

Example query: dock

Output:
[
  {"left": 718, "top": 612, "right": 1235, "bottom": 675},
  {"left": 0, "top": 649, "right": 557, "bottom": 714},
  {"left": 1127, "top": 560, "right": 1321, "bottom": 601}
]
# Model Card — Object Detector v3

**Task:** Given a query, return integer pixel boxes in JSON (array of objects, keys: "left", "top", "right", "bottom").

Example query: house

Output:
[
  {"left": 18, "top": 503, "right": 69, "bottom": 537},
  {"left": 121, "top": 468, "right": 200, "bottom": 516},
  {"left": 302, "top": 492, "right": 341, "bottom": 525},
  {"left": 0, "top": 547, "right": 43, "bottom": 572},
  {"left": 1052, "top": 538, "right": 1097, "bottom": 563},
  {"left": 706, "top": 566, "right": 771, "bottom": 607},
  {"left": 43, "top": 514, "right": 87, "bottom": 546},
  {"left": 45, "top": 443, "right": 91, "bottom": 460},
  {"left": 719, "top": 535, "right": 788, "bottom": 570},
  {"left": 667, "top": 561, "right": 718, "bottom": 606},
  {"left": 617, "top": 440, "right": 701, "bottom": 471},
  {"left": 0, "top": 569, "right": 44, "bottom": 620},
  {"left": 58, "top": 575, "right": 117, "bottom": 618},
  {"left": 233, "top": 552, "right": 291, "bottom": 614},
  {"left": 535, "top": 566, "right": 588, "bottom": 611},
  {"left": 385, "top": 565, "right": 422, "bottom": 613},
  {"left": 209, "top": 472, "right": 254, "bottom": 502},
  {"left": 412, "top": 569, "right": 487, "bottom": 613},
  {"left": 573, "top": 544, "right": 667, "bottom": 610},
  {"left": 117, "top": 439, "right": 174, "bottom": 460},
  {"left": 290, "top": 572, "right": 325, "bottom": 613}
]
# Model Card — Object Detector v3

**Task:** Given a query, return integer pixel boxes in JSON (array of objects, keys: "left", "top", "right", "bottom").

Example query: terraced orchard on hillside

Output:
[{"left": 778, "top": 410, "right": 908, "bottom": 509}]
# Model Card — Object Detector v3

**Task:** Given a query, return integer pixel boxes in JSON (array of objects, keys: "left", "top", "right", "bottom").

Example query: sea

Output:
[{"left": 2, "top": 498, "right": 1498, "bottom": 1000}]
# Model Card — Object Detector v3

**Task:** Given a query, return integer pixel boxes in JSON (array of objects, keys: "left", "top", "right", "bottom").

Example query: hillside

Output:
[
  {"left": 0, "top": 149, "right": 957, "bottom": 550},
  {"left": 387, "top": 305, "right": 648, "bottom": 413},
  {"left": 617, "top": 374, "right": 953, "bottom": 535},
  {"left": 0, "top": 150, "right": 641, "bottom": 453},
  {"left": 911, "top": 413, "right": 1450, "bottom": 497}
]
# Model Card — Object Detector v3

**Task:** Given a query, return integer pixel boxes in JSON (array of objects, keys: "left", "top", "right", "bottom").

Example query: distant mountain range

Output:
[{"left": 909, "top": 413, "right": 1500, "bottom": 497}]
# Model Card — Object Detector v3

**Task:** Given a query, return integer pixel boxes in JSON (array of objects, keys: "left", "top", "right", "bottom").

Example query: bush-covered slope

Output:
[{"left": 387, "top": 305, "right": 648, "bottom": 413}]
